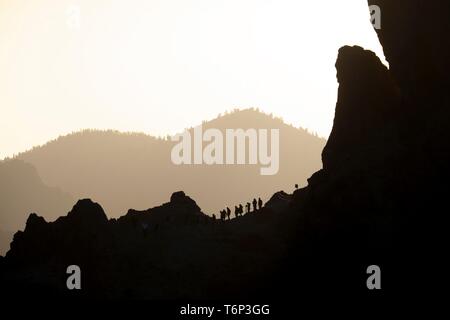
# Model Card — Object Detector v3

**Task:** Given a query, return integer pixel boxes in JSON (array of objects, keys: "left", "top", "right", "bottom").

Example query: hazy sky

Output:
[{"left": 0, "top": 0, "right": 385, "bottom": 159}]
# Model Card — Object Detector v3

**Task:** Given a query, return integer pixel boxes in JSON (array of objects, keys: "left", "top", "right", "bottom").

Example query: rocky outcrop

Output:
[
  {"left": 0, "top": 159, "right": 74, "bottom": 255},
  {"left": 365, "top": 0, "right": 450, "bottom": 290},
  {"left": 368, "top": 0, "right": 450, "bottom": 107},
  {"left": 6, "top": 199, "right": 110, "bottom": 265},
  {"left": 287, "top": 1, "right": 450, "bottom": 293},
  {"left": 1, "top": 1, "right": 447, "bottom": 299},
  {"left": 264, "top": 191, "right": 292, "bottom": 214},
  {"left": 5, "top": 193, "right": 210, "bottom": 264},
  {"left": 0, "top": 192, "right": 286, "bottom": 299},
  {"left": 322, "top": 45, "right": 400, "bottom": 170}
]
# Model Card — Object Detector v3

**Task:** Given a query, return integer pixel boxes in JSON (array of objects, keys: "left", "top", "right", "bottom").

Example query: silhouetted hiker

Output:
[
  {"left": 226, "top": 207, "right": 231, "bottom": 220},
  {"left": 220, "top": 210, "right": 226, "bottom": 221},
  {"left": 239, "top": 204, "right": 244, "bottom": 216},
  {"left": 246, "top": 202, "right": 251, "bottom": 213},
  {"left": 252, "top": 198, "right": 257, "bottom": 212},
  {"left": 234, "top": 206, "right": 239, "bottom": 218},
  {"left": 258, "top": 198, "right": 263, "bottom": 210},
  {"left": 212, "top": 214, "right": 216, "bottom": 220}
]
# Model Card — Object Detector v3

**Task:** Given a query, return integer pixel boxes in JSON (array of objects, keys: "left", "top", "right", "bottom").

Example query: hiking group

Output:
[{"left": 216, "top": 197, "right": 263, "bottom": 221}]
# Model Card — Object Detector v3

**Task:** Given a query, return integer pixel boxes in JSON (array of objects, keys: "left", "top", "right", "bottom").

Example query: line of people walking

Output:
[{"left": 217, "top": 197, "right": 263, "bottom": 221}]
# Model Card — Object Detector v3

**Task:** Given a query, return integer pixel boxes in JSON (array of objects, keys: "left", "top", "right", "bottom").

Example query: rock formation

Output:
[{"left": 1, "top": 0, "right": 448, "bottom": 299}]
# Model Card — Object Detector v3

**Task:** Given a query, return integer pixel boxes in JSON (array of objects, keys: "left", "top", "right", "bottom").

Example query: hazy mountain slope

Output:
[
  {"left": 1, "top": 192, "right": 291, "bottom": 299},
  {"left": 0, "top": 160, "right": 74, "bottom": 255},
  {"left": 16, "top": 109, "right": 326, "bottom": 218}
]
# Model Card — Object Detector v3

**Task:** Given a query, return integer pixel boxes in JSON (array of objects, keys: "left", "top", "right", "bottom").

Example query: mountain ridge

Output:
[{"left": 14, "top": 108, "right": 325, "bottom": 218}]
